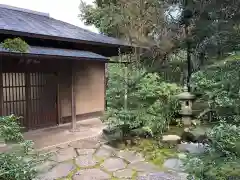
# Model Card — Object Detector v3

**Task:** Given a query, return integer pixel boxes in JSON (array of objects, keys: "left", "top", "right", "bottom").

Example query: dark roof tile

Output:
[{"left": 0, "top": 4, "right": 128, "bottom": 47}]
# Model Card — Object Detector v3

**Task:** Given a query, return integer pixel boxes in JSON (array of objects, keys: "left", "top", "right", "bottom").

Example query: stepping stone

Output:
[
  {"left": 137, "top": 172, "right": 186, "bottom": 180},
  {"left": 101, "top": 157, "right": 127, "bottom": 172},
  {"left": 113, "top": 169, "right": 134, "bottom": 179},
  {"left": 101, "top": 144, "right": 116, "bottom": 152},
  {"left": 137, "top": 172, "right": 149, "bottom": 177},
  {"left": 177, "top": 143, "right": 207, "bottom": 154},
  {"left": 37, "top": 162, "right": 75, "bottom": 180},
  {"left": 53, "top": 147, "right": 77, "bottom": 162},
  {"left": 75, "top": 155, "right": 99, "bottom": 167},
  {"left": 56, "top": 143, "right": 70, "bottom": 149},
  {"left": 35, "top": 160, "right": 57, "bottom": 173},
  {"left": 128, "top": 161, "right": 159, "bottom": 173},
  {"left": 39, "top": 147, "right": 59, "bottom": 155},
  {"left": 70, "top": 139, "right": 100, "bottom": 149},
  {"left": 94, "top": 146, "right": 114, "bottom": 159},
  {"left": 76, "top": 149, "right": 95, "bottom": 156},
  {"left": 117, "top": 150, "right": 144, "bottom": 163},
  {"left": 72, "top": 169, "right": 110, "bottom": 180},
  {"left": 163, "top": 158, "right": 184, "bottom": 172}
]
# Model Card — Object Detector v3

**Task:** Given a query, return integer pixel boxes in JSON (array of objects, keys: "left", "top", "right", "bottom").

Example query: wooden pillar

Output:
[
  {"left": 71, "top": 61, "right": 77, "bottom": 131},
  {"left": 104, "top": 63, "right": 107, "bottom": 111},
  {"left": 25, "top": 72, "right": 31, "bottom": 130},
  {"left": 0, "top": 57, "right": 3, "bottom": 116},
  {"left": 57, "top": 73, "right": 61, "bottom": 125}
]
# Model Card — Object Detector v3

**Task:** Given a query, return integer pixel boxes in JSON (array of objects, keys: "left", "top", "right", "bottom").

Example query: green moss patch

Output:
[{"left": 127, "top": 139, "right": 178, "bottom": 169}]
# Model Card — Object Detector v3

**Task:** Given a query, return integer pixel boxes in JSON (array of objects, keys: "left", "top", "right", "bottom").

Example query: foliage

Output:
[
  {"left": 80, "top": 0, "right": 240, "bottom": 73},
  {"left": 1, "top": 38, "right": 29, "bottom": 53},
  {"left": 0, "top": 115, "right": 24, "bottom": 143},
  {"left": 208, "top": 120, "right": 240, "bottom": 157},
  {"left": 80, "top": 0, "right": 185, "bottom": 72},
  {"left": 0, "top": 115, "right": 48, "bottom": 180},
  {"left": 105, "top": 64, "right": 181, "bottom": 136},
  {"left": 0, "top": 141, "right": 48, "bottom": 180},
  {"left": 191, "top": 55, "right": 240, "bottom": 119},
  {"left": 184, "top": 119, "right": 240, "bottom": 180}
]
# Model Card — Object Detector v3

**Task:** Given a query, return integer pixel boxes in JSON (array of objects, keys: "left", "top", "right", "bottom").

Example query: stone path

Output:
[{"left": 36, "top": 138, "right": 187, "bottom": 180}]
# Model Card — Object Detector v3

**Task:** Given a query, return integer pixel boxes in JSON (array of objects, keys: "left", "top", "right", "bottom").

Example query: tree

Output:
[
  {"left": 80, "top": 0, "right": 185, "bottom": 70},
  {"left": 80, "top": 0, "right": 240, "bottom": 73}
]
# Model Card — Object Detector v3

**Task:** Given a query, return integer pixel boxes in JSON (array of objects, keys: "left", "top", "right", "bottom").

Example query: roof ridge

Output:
[
  {"left": 0, "top": 4, "right": 49, "bottom": 17},
  {"left": 0, "top": 4, "right": 122, "bottom": 41}
]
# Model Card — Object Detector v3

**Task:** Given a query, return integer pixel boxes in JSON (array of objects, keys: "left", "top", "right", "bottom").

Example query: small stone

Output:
[
  {"left": 113, "top": 169, "right": 134, "bottom": 179},
  {"left": 75, "top": 155, "right": 99, "bottom": 167},
  {"left": 162, "top": 135, "right": 181, "bottom": 141},
  {"left": 72, "top": 169, "right": 110, "bottom": 180},
  {"left": 128, "top": 161, "right": 159, "bottom": 173},
  {"left": 54, "top": 147, "right": 77, "bottom": 162},
  {"left": 76, "top": 149, "right": 95, "bottom": 156},
  {"left": 101, "top": 157, "right": 127, "bottom": 172},
  {"left": 37, "top": 162, "right": 75, "bottom": 180},
  {"left": 163, "top": 158, "right": 184, "bottom": 172},
  {"left": 118, "top": 150, "right": 144, "bottom": 163}
]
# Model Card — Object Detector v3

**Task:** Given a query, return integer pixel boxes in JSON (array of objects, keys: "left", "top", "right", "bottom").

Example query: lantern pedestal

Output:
[{"left": 177, "top": 86, "right": 195, "bottom": 127}]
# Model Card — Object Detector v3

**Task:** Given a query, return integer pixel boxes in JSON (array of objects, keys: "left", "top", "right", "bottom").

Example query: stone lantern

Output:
[{"left": 177, "top": 86, "right": 195, "bottom": 127}]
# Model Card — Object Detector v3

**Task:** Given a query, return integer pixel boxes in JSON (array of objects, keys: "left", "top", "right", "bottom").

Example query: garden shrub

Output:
[
  {"left": 1, "top": 38, "right": 29, "bottom": 53},
  {"left": 0, "top": 115, "right": 48, "bottom": 180},
  {"left": 0, "top": 115, "right": 24, "bottom": 143},
  {"left": 184, "top": 119, "right": 240, "bottom": 180},
  {"left": 191, "top": 55, "right": 240, "bottom": 122},
  {"left": 105, "top": 64, "right": 181, "bottom": 137}
]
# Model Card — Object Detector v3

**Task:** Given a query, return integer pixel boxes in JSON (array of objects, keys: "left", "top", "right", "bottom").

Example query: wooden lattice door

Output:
[{"left": 2, "top": 72, "right": 58, "bottom": 130}]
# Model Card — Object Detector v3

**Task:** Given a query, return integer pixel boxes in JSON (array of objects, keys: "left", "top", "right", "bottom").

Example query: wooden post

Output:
[
  {"left": 104, "top": 63, "right": 108, "bottom": 111},
  {"left": 25, "top": 72, "right": 31, "bottom": 130},
  {"left": 0, "top": 58, "right": 3, "bottom": 116},
  {"left": 57, "top": 73, "right": 61, "bottom": 125},
  {"left": 71, "top": 61, "right": 77, "bottom": 131}
]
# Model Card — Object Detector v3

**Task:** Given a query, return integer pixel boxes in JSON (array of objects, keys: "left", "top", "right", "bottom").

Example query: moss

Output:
[
  {"left": 65, "top": 159, "right": 80, "bottom": 180},
  {"left": 111, "top": 177, "right": 119, "bottom": 180},
  {"left": 127, "top": 138, "right": 178, "bottom": 169},
  {"left": 132, "top": 170, "right": 138, "bottom": 179}
]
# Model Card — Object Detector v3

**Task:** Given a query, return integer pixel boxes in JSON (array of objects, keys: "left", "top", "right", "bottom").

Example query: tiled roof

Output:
[
  {"left": 0, "top": 45, "right": 108, "bottom": 61},
  {"left": 0, "top": 4, "right": 128, "bottom": 47}
]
